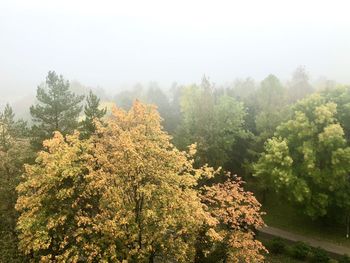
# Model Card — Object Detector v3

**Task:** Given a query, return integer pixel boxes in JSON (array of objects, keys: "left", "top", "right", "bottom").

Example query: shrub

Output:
[
  {"left": 290, "top": 241, "right": 311, "bottom": 260},
  {"left": 339, "top": 254, "right": 350, "bottom": 263},
  {"left": 310, "top": 247, "right": 330, "bottom": 263},
  {"left": 266, "top": 238, "right": 286, "bottom": 254}
]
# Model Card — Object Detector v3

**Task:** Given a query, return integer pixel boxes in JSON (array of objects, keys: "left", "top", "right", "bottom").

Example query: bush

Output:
[
  {"left": 339, "top": 254, "right": 350, "bottom": 263},
  {"left": 310, "top": 247, "right": 330, "bottom": 263},
  {"left": 290, "top": 241, "right": 311, "bottom": 260},
  {"left": 267, "top": 238, "right": 286, "bottom": 254}
]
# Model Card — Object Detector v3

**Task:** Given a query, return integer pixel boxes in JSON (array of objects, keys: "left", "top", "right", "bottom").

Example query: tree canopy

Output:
[
  {"left": 16, "top": 101, "right": 266, "bottom": 262},
  {"left": 254, "top": 93, "right": 350, "bottom": 219},
  {"left": 30, "top": 71, "right": 84, "bottom": 149},
  {"left": 80, "top": 90, "right": 107, "bottom": 138},
  {"left": 175, "top": 78, "right": 248, "bottom": 169}
]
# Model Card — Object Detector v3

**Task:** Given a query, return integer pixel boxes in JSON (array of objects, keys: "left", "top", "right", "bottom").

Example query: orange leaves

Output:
[
  {"left": 202, "top": 176, "right": 267, "bottom": 262},
  {"left": 16, "top": 100, "right": 266, "bottom": 262}
]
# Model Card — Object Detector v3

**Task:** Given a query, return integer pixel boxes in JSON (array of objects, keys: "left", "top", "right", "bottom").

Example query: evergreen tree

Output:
[
  {"left": 0, "top": 103, "right": 28, "bottom": 151},
  {"left": 30, "top": 71, "right": 84, "bottom": 149},
  {"left": 80, "top": 90, "right": 106, "bottom": 138}
]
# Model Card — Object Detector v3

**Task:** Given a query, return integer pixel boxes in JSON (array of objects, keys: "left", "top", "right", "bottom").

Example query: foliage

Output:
[
  {"left": 267, "top": 238, "right": 287, "bottom": 254},
  {"left": 287, "top": 66, "right": 313, "bottom": 103},
  {"left": 339, "top": 254, "right": 350, "bottom": 263},
  {"left": 255, "top": 74, "right": 288, "bottom": 142},
  {"left": 310, "top": 247, "right": 330, "bottom": 263},
  {"left": 30, "top": 71, "right": 84, "bottom": 149},
  {"left": 199, "top": 176, "right": 267, "bottom": 263},
  {"left": 175, "top": 77, "right": 248, "bottom": 168},
  {"left": 254, "top": 93, "right": 350, "bottom": 219},
  {"left": 321, "top": 85, "right": 350, "bottom": 142},
  {"left": 80, "top": 90, "right": 107, "bottom": 138},
  {"left": 0, "top": 104, "right": 33, "bottom": 262},
  {"left": 289, "top": 242, "right": 311, "bottom": 260},
  {"left": 16, "top": 101, "right": 266, "bottom": 262}
]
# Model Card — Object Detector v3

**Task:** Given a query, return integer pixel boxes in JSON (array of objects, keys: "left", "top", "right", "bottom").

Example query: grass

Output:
[
  {"left": 265, "top": 253, "right": 304, "bottom": 263},
  {"left": 260, "top": 190, "right": 350, "bottom": 247}
]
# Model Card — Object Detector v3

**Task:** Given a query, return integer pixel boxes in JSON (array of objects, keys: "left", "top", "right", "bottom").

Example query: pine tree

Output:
[
  {"left": 80, "top": 90, "right": 106, "bottom": 138},
  {"left": 30, "top": 71, "right": 84, "bottom": 149},
  {"left": 0, "top": 103, "right": 28, "bottom": 151}
]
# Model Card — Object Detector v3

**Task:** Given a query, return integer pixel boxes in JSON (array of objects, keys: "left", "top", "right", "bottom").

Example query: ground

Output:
[{"left": 260, "top": 190, "right": 350, "bottom": 247}]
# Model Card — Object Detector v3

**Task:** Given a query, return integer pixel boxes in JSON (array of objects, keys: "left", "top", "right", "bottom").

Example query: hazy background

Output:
[{"left": 1, "top": 0, "right": 350, "bottom": 102}]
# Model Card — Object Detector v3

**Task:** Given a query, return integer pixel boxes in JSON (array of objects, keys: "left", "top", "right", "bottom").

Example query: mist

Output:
[{"left": 1, "top": 0, "right": 350, "bottom": 102}]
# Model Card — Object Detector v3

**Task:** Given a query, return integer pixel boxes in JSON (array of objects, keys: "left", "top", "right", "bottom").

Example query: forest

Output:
[{"left": 2, "top": 68, "right": 350, "bottom": 263}]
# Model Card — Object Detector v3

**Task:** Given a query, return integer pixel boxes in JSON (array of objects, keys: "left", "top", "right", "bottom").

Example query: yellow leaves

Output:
[
  {"left": 206, "top": 228, "right": 223, "bottom": 242},
  {"left": 15, "top": 100, "right": 266, "bottom": 262},
  {"left": 202, "top": 177, "right": 266, "bottom": 262},
  {"left": 318, "top": 123, "right": 346, "bottom": 148},
  {"left": 314, "top": 102, "right": 337, "bottom": 124},
  {"left": 42, "top": 131, "right": 65, "bottom": 152}
]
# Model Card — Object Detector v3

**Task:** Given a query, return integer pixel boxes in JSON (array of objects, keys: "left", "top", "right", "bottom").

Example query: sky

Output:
[{"left": 1, "top": 0, "right": 350, "bottom": 100}]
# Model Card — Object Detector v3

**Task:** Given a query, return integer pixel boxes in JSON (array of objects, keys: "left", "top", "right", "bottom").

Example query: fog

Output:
[{"left": 1, "top": 0, "right": 350, "bottom": 101}]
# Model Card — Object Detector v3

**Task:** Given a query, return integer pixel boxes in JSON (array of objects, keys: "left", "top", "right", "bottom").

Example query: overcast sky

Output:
[{"left": 1, "top": 0, "right": 350, "bottom": 100}]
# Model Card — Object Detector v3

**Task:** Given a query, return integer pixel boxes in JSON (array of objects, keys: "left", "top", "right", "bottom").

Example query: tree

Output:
[
  {"left": 254, "top": 94, "right": 350, "bottom": 219},
  {"left": 16, "top": 101, "right": 206, "bottom": 262},
  {"left": 226, "top": 78, "right": 257, "bottom": 101},
  {"left": 145, "top": 82, "right": 174, "bottom": 133},
  {"left": 80, "top": 90, "right": 107, "bottom": 138},
  {"left": 0, "top": 104, "right": 32, "bottom": 262},
  {"left": 321, "top": 85, "right": 350, "bottom": 142},
  {"left": 30, "top": 71, "right": 84, "bottom": 149},
  {"left": 287, "top": 66, "right": 313, "bottom": 103},
  {"left": 16, "top": 101, "right": 267, "bottom": 262},
  {"left": 175, "top": 77, "right": 248, "bottom": 169},
  {"left": 0, "top": 103, "right": 28, "bottom": 150},
  {"left": 254, "top": 75, "right": 290, "bottom": 153},
  {"left": 198, "top": 176, "right": 267, "bottom": 262},
  {"left": 114, "top": 83, "right": 145, "bottom": 110}
]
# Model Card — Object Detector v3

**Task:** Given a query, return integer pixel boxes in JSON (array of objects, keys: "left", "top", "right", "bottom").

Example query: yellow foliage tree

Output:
[
  {"left": 16, "top": 100, "right": 266, "bottom": 262},
  {"left": 201, "top": 177, "right": 267, "bottom": 262}
]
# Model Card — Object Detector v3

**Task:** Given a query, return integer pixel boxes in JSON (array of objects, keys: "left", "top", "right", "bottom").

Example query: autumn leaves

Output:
[{"left": 16, "top": 101, "right": 266, "bottom": 262}]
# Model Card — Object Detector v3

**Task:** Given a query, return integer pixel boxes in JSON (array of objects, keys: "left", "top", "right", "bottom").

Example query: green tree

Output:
[
  {"left": 0, "top": 104, "right": 32, "bottom": 262},
  {"left": 30, "top": 71, "right": 84, "bottom": 149},
  {"left": 321, "top": 85, "right": 350, "bottom": 142},
  {"left": 175, "top": 77, "right": 248, "bottom": 169},
  {"left": 254, "top": 75, "right": 290, "bottom": 148},
  {"left": 287, "top": 66, "right": 313, "bottom": 103},
  {"left": 0, "top": 103, "right": 28, "bottom": 150},
  {"left": 80, "top": 90, "right": 107, "bottom": 138},
  {"left": 226, "top": 77, "right": 256, "bottom": 101},
  {"left": 254, "top": 94, "right": 350, "bottom": 219}
]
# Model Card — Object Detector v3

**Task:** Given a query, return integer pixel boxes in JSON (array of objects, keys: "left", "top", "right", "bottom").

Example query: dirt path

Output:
[{"left": 260, "top": 226, "right": 350, "bottom": 256}]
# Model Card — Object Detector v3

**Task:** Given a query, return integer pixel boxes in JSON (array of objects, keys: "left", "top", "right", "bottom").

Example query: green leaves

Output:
[
  {"left": 80, "top": 90, "right": 107, "bottom": 139},
  {"left": 175, "top": 82, "right": 247, "bottom": 168},
  {"left": 254, "top": 93, "right": 350, "bottom": 219},
  {"left": 30, "top": 71, "right": 84, "bottom": 149}
]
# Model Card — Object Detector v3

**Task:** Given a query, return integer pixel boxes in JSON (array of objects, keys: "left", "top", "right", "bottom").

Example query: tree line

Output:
[{"left": 0, "top": 67, "right": 348, "bottom": 262}]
